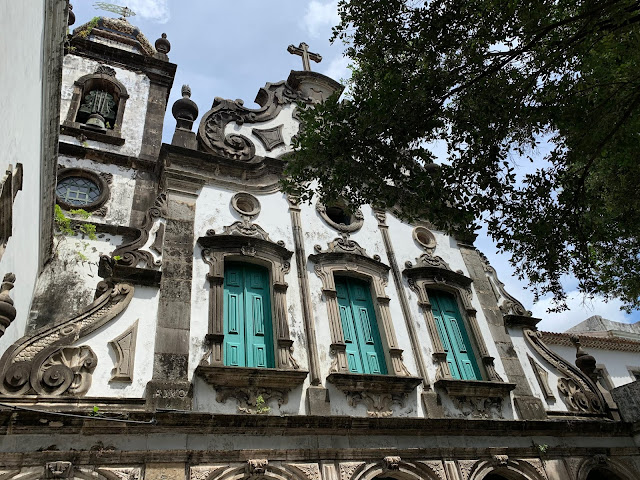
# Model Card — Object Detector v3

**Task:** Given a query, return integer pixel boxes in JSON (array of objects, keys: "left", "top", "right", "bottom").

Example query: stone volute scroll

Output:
[
  {"left": 195, "top": 213, "right": 307, "bottom": 411},
  {"left": 101, "top": 193, "right": 167, "bottom": 287},
  {"left": 403, "top": 249, "right": 515, "bottom": 412},
  {"left": 310, "top": 235, "right": 421, "bottom": 417},
  {"left": 522, "top": 327, "right": 608, "bottom": 415},
  {"left": 0, "top": 282, "right": 134, "bottom": 396},
  {"left": 0, "top": 273, "right": 17, "bottom": 338}
]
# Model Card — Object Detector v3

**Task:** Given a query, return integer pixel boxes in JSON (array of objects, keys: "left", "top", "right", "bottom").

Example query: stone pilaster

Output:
[
  {"left": 458, "top": 244, "right": 547, "bottom": 420},
  {"left": 146, "top": 174, "right": 202, "bottom": 410}
]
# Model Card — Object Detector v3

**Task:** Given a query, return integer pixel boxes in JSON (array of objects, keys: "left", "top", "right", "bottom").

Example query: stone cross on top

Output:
[{"left": 287, "top": 42, "right": 322, "bottom": 71}]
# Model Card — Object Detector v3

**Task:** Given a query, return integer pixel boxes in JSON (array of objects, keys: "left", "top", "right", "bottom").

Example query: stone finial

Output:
[
  {"left": 570, "top": 334, "right": 598, "bottom": 383},
  {"left": 171, "top": 84, "right": 199, "bottom": 131},
  {"left": 68, "top": 4, "right": 76, "bottom": 26},
  {"left": 0, "top": 273, "right": 16, "bottom": 338},
  {"left": 155, "top": 32, "right": 171, "bottom": 54}
]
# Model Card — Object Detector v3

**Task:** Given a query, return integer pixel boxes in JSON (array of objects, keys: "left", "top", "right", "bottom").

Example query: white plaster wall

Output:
[
  {"left": 57, "top": 155, "right": 136, "bottom": 226},
  {"left": 81, "top": 286, "right": 159, "bottom": 398},
  {"left": 548, "top": 344, "right": 640, "bottom": 388},
  {"left": 60, "top": 55, "right": 150, "bottom": 157},
  {"left": 190, "top": 185, "right": 309, "bottom": 414},
  {"left": 0, "top": 3, "right": 47, "bottom": 353},
  {"left": 226, "top": 104, "right": 299, "bottom": 158},
  {"left": 509, "top": 328, "right": 565, "bottom": 412}
]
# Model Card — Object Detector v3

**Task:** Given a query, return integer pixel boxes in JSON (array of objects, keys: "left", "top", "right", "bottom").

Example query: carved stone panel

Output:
[
  {"left": 252, "top": 125, "right": 285, "bottom": 151},
  {"left": 109, "top": 320, "right": 138, "bottom": 382},
  {"left": 528, "top": 354, "right": 555, "bottom": 400}
]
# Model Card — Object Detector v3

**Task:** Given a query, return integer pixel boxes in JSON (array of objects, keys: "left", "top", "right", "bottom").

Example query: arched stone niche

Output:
[
  {"left": 577, "top": 455, "right": 637, "bottom": 480},
  {"left": 62, "top": 66, "right": 129, "bottom": 144},
  {"left": 462, "top": 456, "right": 548, "bottom": 480},
  {"left": 195, "top": 225, "right": 307, "bottom": 410},
  {"left": 349, "top": 457, "right": 444, "bottom": 480},
  {"left": 309, "top": 236, "right": 421, "bottom": 417},
  {"left": 403, "top": 253, "right": 515, "bottom": 416}
]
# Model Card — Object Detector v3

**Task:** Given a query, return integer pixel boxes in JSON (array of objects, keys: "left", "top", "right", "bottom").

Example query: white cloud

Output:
[
  {"left": 323, "top": 55, "right": 351, "bottom": 83},
  {"left": 532, "top": 291, "right": 632, "bottom": 332},
  {"left": 112, "top": 0, "right": 170, "bottom": 24},
  {"left": 303, "top": 0, "right": 339, "bottom": 37}
]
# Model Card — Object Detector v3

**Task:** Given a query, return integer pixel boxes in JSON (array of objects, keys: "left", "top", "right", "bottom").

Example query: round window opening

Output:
[
  {"left": 231, "top": 192, "right": 261, "bottom": 218},
  {"left": 412, "top": 226, "right": 437, "bottom": 250},
  {"left": 325, "top": 205, "right": 351, "bottom": 226},
  {"left": 56, "top": 168, "right": 109, "bottom": 211}
]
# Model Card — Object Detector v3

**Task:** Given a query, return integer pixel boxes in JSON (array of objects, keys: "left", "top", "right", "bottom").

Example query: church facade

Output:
[{"left": 0, "top": 5, "right": 638, "bottom": 480}]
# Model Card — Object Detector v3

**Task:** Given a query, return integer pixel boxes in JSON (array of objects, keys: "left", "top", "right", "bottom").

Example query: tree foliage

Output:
[{"left": 285, "top": 0, "right": 640, "bottom": 312}]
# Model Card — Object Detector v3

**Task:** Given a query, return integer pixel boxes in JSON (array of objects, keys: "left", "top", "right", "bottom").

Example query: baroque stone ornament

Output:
[
  {"left": 287, "top": 464, "right": 321, "bottom": 480},
  {"left": 109, "top": 320, "right": 138, "bottom": 382},
  {"left": 111, "top": 193, "right": 167, "bottom": 268},
  {"left": 220, "top": 219, "right": 271, "bottom": 240},
  {"left": 339, "top": 462, "right": 365, "bottom": 480},
  {"left": 252, "top": 125, "right": 285, "bottom": 151},
  {"left": 95, "top": 64, "right": 116, "bottom": 77},
  {"left": 419, "top": 461, "right": 446, "bottom": 480},
  {"left": 97, "top": 467, "right": 142, "bottom": 480},
  {"left": 523, "top": 328, "right": 607, "bottom": 415},
  {"left": 198, "top": 80, "right": 311, "bottom": 161},
  {"left": 527, "top": 354, "right": 555, "bottom": 400},
  {"left": 190, "top": 466, "right": 227, "bottom": 480},
  {"left": 450, "top": 395, "right": 504, "bottom": 419},
  {"left": 383, "top": 457, "right": 401, "bottom": 470},
  {"left": 216, "top": 385, "right": 287, "bottom": 414},
  {"left": 45, "top": 461, "right": 73, "bottom": 479},
  {"left": 247, "top": 459, "right": 269, "bottom": 476},
  {"left": 0, "top": 273, "right": 16, "bottom": 338},
  {"left": 479, "top": 251, "right": 531, "bottom": 317},
  {"left": 0, "top": 283, "right": 134, "bottom": 396}
]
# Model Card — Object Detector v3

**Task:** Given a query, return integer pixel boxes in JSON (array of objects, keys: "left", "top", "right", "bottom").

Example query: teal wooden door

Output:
[
  {"left": 428, "top": 290, "right": 481, "bottom": 380},
  {"left": 223, "top": 262, "right": 274, "bottom": 368},
  {"left": 335, "top": 276, "right": 387, "bottom": 375}
]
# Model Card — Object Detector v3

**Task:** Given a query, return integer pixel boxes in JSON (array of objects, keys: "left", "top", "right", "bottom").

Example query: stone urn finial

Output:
[
  {"left": 171, "top": 85, "right": 199, "bottom": 131},
  {"left": 570, "top": 334, "right": 598, "bottom": 383},
  {"left": 155, "top": 32, "right": 171, "bottom": 54},
  {"left": 0, "top": 273, "right": 16, "bottom": 337}
]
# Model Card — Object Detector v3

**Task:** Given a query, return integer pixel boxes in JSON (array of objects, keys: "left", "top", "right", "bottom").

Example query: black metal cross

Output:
[{"left": 287, "top": 42, "right": 322, "bottom": 71}]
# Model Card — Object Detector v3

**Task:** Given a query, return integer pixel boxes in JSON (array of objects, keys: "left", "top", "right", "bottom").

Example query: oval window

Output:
[{"left": 56, "top": 168, "right": 109, "bottom": 212}]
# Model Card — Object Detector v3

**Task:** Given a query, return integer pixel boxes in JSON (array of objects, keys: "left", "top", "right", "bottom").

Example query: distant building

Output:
[{"left": 0, "top": 4, "right": 638, "bottom": 480}]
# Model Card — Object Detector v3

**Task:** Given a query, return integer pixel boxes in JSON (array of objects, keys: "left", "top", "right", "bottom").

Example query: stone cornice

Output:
[
  {"left": 540, "top": 331, "right": 640, "bottom": 353},
  {"left": 0, "top": 410, "right": 632, "bottom": 437}
]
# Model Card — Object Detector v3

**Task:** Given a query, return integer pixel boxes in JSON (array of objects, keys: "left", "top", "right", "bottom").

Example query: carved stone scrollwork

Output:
[
  {"left": 222, "top": 219, "right": 271, "bottom": 240},
  {"left": 218, "top": 385, "right": 288, "bottom": 414},
  {"left": 479, "top": 251, "right": 531, "bottom": 317},
  {"left": 97, "top": 467, "right": 142, "bottom": 480},
  {"left": 189, "top": 466, "right": 227, "bottom": 480},
  {"left": 523, "top": 328, "right": 607, "bottom": 415},
  {"left": 198, "top": 80, "right": 311, "bottom": 161},
  {"left": 111, "top": 193, "right": 167, "bottom": 268},
  {"left": 310, "top": 239, "right": 415, "bottom": 380},
  {"left": 0, "top": 273, "right": 16, "bottom": 338},
  {"left": 450, "top": 395, "right": 504, "bottom": 419},
  {"left": 339, "top": 462, "right": 365, "bottom": 480},
  {"left": 0, "top": 283, "right": 134, "bottom": 396},
  {"left": 96, "top": 65, "right": 116, "bottom": 77},
  {"left": 287, "top": 464, "right": 321, "bottom": 480}
]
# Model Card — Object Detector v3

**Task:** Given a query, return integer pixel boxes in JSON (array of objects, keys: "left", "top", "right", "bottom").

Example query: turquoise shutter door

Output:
[
  {"left": 335, "top": 276, "right": 387, "bottom": 375},
  {"left": 244, "top": 264, "right": 275, "bottom": 368},
  {"left": 223, "top": 263, "right": 274, "bottom": 368},
  {"left": 224, "top": 263, "right": 245, "bottom": 367},
  {"left": 428, "top": 290, "right": 482, "bottom": 380},
  {"left": 336, "top": 278, "right": 364, "bottom": 373}
]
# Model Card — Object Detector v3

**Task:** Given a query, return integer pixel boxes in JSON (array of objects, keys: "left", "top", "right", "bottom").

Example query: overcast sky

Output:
[{"left": 71, "top": 0, "right": 640, "bottom": 331}]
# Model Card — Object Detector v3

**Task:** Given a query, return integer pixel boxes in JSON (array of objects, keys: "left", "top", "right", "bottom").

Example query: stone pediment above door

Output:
[{"left": 196, "top": 71, "right": 342, "bottom": 162}]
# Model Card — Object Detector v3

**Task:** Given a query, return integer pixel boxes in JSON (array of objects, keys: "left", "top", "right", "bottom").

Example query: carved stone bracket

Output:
[
  {"left": 435, "top": 378, "right": 515, "bottom": 419},
  {"left": 0, "top": 273, "right": 16, "bottom": 338},
  {"left": 198, "top": 231, "right": 295, "bottom": 369},
  {"left": 310, "top": 239, "right": 413, "bottom": 378},
  {"left": 0, "top": 283, "right": 134, "bottom": 396},
  {"left": 404, "top": 262, "right": 502, "bottom": 383},
  {"left": 198, "top": 79, "right": 311, "bottom": 161},
  {"left": 196, "top": 365, "right": 307, "bottom": 412},
  {"left": 383, "top": 456, "right": 401, "bottom": 471},
  {"left": 111, "top": 193, "right": 167, "bottom": 269},
  {"left": 523, "top": 328, "right": 607, "bottom": 415},
  {"left": 45, "top": 461, "right": 73, "bottom": 479},
  {"left": 327, "top": 372, "right": 421, "bottom": 417},
  {"left": 247, "top": 460, "right": 269, "bottom": 476}
]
